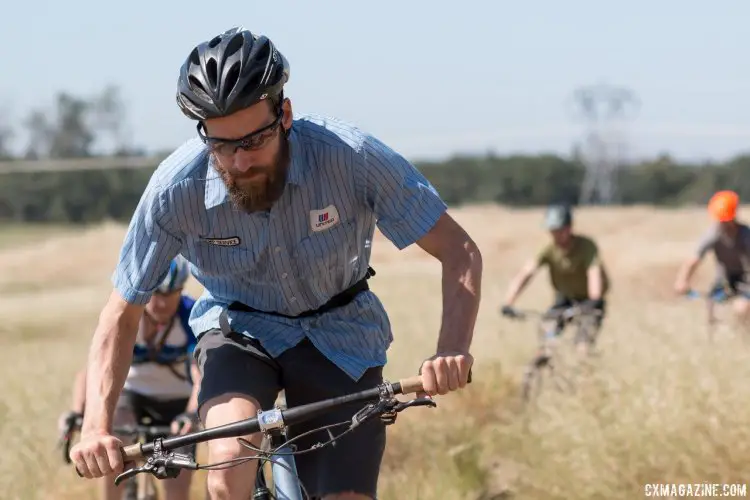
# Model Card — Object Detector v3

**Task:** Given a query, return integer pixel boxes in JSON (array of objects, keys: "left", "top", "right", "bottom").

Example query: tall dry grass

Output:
[{"left": 2, "top": 205, "right": 749, "bottom": 499}]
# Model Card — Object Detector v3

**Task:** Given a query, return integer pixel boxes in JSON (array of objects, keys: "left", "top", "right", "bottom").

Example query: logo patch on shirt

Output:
[
  {"left": 201, "top": 236, "right": 241, "bottom": 246},
  {"left": 310, "top": 205, "right": 340, "bottom": 232}
]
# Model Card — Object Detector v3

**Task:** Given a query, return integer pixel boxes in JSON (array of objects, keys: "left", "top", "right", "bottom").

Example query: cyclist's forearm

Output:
[
  {"left": 504, "top": 274, "right": 531, "bottom": 305},
  {"left": 71, "top": 367, "right": 88, "bottom": 414},
  {"left": 587, "top": 265, "right": 603, "bottom": 300},
  {"left": 436, "top": 242, "right": 482, "bottom": 353},
  {"left": 82, "top": 301, "right": 140, "bottom": 434},
  {"left": 677, "top": 257, "right": 700, "bottom": 285}
]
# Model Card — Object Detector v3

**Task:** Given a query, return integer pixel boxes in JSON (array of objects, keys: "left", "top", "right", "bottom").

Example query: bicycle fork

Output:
[
  {"left": 254, "top": 428, "right": 303, "bottom": 500},
  {"left": 270, "top": 431, "right": 303, "bottom": 500}
]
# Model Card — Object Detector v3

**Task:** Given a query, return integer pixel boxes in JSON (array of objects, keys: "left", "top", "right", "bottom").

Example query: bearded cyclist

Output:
[
  {"left": 60, "top": 257, "right": 202, "bottom": 500},
  {"left": 500, "top": 204, "right": 610, "bottom": 356},
  {"left": 674, "top": 190, "right": 750, "bottom": 324},
  {"left": 69, "top": 27, "right": 481, "bottom": 500}
]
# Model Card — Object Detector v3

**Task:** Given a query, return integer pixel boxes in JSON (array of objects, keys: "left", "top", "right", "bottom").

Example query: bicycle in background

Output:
[
  {"left": 684, "top": 281, "right": 750, "bottom": 343},
  {"left": 503, "top": 305, "right": 602, "bottom": 406}
]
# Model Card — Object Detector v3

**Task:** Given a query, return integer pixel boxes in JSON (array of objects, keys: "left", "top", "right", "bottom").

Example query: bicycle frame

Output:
[
  {"left": 254, "top": 425, "right": 304, "bottom": 500},
  {"left": 253, "top": 391, "right": 304, "bottom": 500},
  {"left": 685, "top": 285, "right": 750, "bottom": 342},
  {"left": 509, "top": 305, "right": 602, "bottom": 405}
]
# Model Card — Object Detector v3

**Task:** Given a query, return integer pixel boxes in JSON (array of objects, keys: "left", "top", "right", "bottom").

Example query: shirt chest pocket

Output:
[
  {"left": 290, "top": 220, "right": 357, "bottom": 277},
  {"left": 190, "top": 240, "right": 263, "bottom": 277}
]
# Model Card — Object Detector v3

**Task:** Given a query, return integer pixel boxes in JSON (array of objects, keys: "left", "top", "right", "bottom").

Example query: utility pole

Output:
[{"left": 569, "top": 83, "right": 639, "bottom": 205}]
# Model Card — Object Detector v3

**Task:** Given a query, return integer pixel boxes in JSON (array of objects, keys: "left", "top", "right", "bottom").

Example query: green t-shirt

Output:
[{"left": 536, "top": 235, "right": 610, "bottom": 301}]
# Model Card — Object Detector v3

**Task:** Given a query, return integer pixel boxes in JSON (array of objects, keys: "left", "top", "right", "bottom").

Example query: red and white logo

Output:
[{"left": 309, "top": 205, "right": 340, "bottom": 232}]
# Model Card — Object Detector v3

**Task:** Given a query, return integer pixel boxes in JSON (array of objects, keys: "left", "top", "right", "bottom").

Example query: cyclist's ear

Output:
[{"left": 281, "top": 98, "right": 293, "bottom": 132}]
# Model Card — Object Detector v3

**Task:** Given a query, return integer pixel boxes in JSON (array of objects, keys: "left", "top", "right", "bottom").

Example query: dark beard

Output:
[{"left": 212, "top": 137, "right": 290, "bottom": 213}]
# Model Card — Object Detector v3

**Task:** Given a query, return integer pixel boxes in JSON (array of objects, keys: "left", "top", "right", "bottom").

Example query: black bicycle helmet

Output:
[
  {"left": 176, "top": 27, "right": 290, "bottom": 120},
  {"left": 544, "top": 204, "right": 573, "bottom": 230}
]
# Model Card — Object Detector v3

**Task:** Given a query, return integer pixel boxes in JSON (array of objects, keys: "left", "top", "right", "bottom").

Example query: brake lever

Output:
[
  {"left": 112, "top": 452, "right": 197, "bottom": 486},
  {"left": 393, "top": 397, "right": 437, "bottom": 412},
  {"left": 114, "top": 465, "right": 144, "bottom": 486}
]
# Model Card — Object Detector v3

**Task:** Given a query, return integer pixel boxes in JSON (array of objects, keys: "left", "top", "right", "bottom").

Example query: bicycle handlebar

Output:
[
  {"left": 121, "top": 374, "right": 428, "bottom": 461},
  {"left": 73, "top": 372, "right": 471, "bottom": 482},
  {"left": 506, "top": 305, "right": 602, "bottom": 322}
]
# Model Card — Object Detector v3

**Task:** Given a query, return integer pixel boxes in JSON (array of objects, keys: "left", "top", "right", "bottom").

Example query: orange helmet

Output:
[{"left": 708, "top": 190, "right": 739, "bottom": 222}]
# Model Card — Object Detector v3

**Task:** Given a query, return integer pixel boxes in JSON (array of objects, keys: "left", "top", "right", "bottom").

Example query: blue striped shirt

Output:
[{"left": 112, "top": 113, "right": 448, "bottom": 380}]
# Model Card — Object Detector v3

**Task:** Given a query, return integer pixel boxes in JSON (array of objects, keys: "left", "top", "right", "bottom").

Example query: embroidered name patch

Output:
[{"left": 201, "top": 236, "right": 241, "bottom": 246}]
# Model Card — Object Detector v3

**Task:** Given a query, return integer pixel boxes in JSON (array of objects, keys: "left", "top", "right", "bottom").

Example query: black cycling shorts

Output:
[{"left": 194, "top": 329, "right": 386, "bottom": 499}]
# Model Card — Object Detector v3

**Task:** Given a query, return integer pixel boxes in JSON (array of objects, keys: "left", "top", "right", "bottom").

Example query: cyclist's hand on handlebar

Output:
[
  {"left": 171, "top": 411, "right": 200, "bottom": 435},
  {"left": 69, "top": 430, "right": 125, "bottom": 479},
  {"left": 419, "top": 351, "right": 473, "bottom": 397},
  {"left": 500, "top": 305, "right": 517, "bottom": 318},
  {"left": 57, "top": 410, "right": 82, "bottom": 435},
  {"left": 581, "top": 298, "right": 604, "bottom": 312}
]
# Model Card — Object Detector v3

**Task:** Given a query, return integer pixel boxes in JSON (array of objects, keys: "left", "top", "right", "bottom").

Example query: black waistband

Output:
[{"left": 228, "top": 267, "right": 376, "bottom": 319}]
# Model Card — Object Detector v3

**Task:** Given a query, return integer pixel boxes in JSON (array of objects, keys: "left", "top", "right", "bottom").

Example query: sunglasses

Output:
[{"left": 197, "top": 111, "right": 283, "bottom": 156}]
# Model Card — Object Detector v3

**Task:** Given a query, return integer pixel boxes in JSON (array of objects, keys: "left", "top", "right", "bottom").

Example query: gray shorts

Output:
[{"left": 193, "top": 329, "right": 386, "bottom": 499}]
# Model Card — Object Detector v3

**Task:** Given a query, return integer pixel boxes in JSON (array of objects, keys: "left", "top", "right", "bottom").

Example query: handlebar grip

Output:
[
  {"left": 122, "top": 443, "right": 143, "bottom": 462},
  {"left": 398, "top": 375, "right": 424, "bottom": 394},
  {"left": 399, "top": 369, "right": 474, "bottom": 394}
]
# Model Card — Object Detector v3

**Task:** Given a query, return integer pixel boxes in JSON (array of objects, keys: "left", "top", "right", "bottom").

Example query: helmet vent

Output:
[
  {"left": 188, "top": 48, "right": 200, "bottom": 66},
  {"left": 225, "top": 33, "right": 244, "bottom": 58},
  {"left": 206, "top": 58, "right": 218, "bottom": 89},
  {"left": 224, "top": 63, "right": 241, "bottom": 97},
  {"left": 188, "top": 76, "right": 210, "bottom": 100}
]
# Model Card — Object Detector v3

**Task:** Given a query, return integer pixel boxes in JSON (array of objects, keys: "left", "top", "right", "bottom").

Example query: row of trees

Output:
[
  {"left": 0, "top": 151, "right": 749, "bottom": 223},
  {"left": 0, "top": 86, "right": 145, "bottom": 160},
  {"left": 0, "top": 85, "right": 748, "bottom": 223}
]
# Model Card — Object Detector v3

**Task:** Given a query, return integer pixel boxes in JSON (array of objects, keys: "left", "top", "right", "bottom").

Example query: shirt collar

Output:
[
  {"left": 203, "top": 124, "right": 305, "bottom": 210},
  {"left": 286, "top": 125, "right": 305, "bottom": 186}
]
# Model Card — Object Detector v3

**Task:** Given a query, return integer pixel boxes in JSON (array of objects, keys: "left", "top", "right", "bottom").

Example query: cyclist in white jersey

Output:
[{"left": 59, "top": 257, "right": 202, "bottom": 500}]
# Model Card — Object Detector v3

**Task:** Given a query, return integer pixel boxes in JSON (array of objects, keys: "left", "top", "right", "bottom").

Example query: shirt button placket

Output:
[{"left": 269, "top": 219, "right": 302, "bottom": 310}]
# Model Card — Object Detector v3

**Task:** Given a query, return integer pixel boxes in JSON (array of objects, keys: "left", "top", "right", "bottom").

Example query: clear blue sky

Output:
[{"left": 2, "top": 0, "right": 748, "bottom": 162}]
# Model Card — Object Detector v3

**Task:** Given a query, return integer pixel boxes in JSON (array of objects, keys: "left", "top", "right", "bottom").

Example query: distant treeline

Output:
[{"left": 1, "top": 152, "right": 750, "bottom": 223}]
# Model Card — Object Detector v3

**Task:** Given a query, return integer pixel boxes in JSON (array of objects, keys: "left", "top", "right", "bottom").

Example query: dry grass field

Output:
[{"left": 2, "top": 204, "right": 750, "bottom": 499}]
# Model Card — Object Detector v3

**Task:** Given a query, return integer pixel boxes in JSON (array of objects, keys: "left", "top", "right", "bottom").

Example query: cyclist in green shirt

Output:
[{"left": 500, "top": 205, "right": 610, "bottom": 356}]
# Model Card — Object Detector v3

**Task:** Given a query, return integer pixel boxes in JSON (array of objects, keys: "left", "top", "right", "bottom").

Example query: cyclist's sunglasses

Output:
[{"left": 197, "top": 111, "right": 283, "bottom": 156}]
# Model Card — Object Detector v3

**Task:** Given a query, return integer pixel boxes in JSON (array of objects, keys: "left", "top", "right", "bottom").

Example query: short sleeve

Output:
[
  {"left": 583, "top": 239, "right": 600, "bottom": 268},
  {"left": 354, "top": 133, "right": 448, "bottom": 250},
  {"left": 111, "top": 178, "right": 185, "bottom": 305},
  {"left": 695, "top": 226, "right": 718, "bottom": 259},
  {"left": 537, "top": 244, "right": 552, "bottom": 267}
]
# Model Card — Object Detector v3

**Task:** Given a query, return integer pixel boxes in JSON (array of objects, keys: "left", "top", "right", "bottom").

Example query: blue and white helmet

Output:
[{"left": 156, "top": 256, "right": 191, "bottom": 294}]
